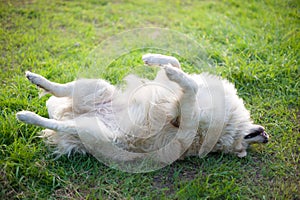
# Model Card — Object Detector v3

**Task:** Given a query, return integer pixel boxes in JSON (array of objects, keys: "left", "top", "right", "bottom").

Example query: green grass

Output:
[{"left": 1, "top": 0, "right": 299, "bottom": 199}]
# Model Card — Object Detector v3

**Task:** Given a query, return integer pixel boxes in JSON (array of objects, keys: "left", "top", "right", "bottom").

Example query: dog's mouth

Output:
[{"left": 244, "top": 128, "right": 269, "bottom": 144}]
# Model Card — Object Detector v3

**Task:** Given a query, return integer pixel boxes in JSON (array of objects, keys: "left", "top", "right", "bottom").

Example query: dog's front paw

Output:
[
  {"left": 142, "top": 53, "right": 181, "bottom": 68},
  {"left": 237, "top": 150, "right": 247, "bottom": 158},
  {"left": 163, "top": 64, "right": 183, "bottom": 81},
  {"left": 16, "top": 111, "right": 40, "bottom": 124},
  {"left": 164, "top": 65, "right": 198, "bottom": 93}
]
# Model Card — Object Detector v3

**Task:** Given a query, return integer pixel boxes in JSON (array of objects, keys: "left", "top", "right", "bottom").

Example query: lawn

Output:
[{"left": 1, "top": 0, "right": 299, "bottom": 199}]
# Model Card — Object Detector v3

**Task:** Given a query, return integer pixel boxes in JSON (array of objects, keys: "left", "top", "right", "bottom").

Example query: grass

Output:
[{"left": 1, "top": 0, "right": 299, "bottom": 199}]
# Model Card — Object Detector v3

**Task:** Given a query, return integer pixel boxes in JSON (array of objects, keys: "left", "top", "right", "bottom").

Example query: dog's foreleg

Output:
[
  {"left": 163, "top": 64, "right": 198, "bottom": 95},
  {"left": 25, "top": 71, "right": 74, "bottom": 97},
  {"left": 164, "top": 65, "right": 198, "bottom": 130},
  {"left": 162, "top": 65, "right": 199, "bottom": 156},
  {"left": 142, "top": 53, "right": 181, "bottom": 69},
  {"left": 16, "top": 111, "right": 77, "bottom": 133}
]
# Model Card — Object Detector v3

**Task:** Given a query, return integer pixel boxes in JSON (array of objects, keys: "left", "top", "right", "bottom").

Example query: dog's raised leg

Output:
[
  {"left": 163, "top": 64, "right": 197, "bottom": 95},
  {"left": 142, "top": 54, "right": 181, "bottom": 69},
  {"left": 25, "top": 71, "right": 74, "bottom": 97},
  {"left": 159, "top": 65, "right": 199, "bottom": 160}
]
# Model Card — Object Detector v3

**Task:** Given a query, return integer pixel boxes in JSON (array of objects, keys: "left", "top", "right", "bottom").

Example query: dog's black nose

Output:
[{"left": 263, "top": 139, "right": 268, "bottom": 143}]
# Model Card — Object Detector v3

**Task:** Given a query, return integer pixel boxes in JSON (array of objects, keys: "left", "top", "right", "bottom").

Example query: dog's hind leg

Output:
[
  {"left": 25, "top": 71, "right": 74, "bottom": 97},
  {"left": 16, "top": 111, "right": 115, "bottom": 140},
  {"left": 16, "top": 111, "right": 78, "bottom": 133},
  {"left": 25, "top": 71, "right": 115, "bottom": 115},
  {"left": 16, "top": 110, "right": 92, "bottom": 156},
  {"left": 16, "top": 111, "right": 142, "bottom": 162}
]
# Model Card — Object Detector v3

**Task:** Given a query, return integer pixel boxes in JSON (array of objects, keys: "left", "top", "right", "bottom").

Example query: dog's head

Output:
[
  {"left": 244, "top": 125, "right": 269, "bottom": 144},
  {"left": 234, "top": 125, "right": 269, "bottom": 158}
]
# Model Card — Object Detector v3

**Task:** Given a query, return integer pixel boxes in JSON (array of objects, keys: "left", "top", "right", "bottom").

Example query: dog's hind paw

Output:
[
  {"left": 16, "top": 111, "right": 40, "bottom": 124},
  {"left": 26, "top": 71, "right": 41, "bottom": 84},
  {"left": 25, "top": 71, "right": 48, "bottom": 90}
]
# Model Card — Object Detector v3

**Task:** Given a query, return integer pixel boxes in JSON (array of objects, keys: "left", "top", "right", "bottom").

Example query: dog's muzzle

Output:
[{"left": 262, "top": 131, "right": 269, "bottom": 143}]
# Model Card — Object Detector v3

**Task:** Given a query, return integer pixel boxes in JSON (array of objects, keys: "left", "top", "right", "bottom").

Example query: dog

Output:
[{"left": 16, "top": 54, "right": 269, "bottom": 166}]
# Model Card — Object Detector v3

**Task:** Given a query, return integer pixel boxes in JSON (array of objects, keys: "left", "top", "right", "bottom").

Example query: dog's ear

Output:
[{"left": 244, "top": 125, "right": 269, "bottom": 144}]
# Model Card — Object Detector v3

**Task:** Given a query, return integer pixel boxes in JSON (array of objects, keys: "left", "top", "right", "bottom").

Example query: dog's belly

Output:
[{"left": 95, "top": 102, "right": 121, "bottom": 135}]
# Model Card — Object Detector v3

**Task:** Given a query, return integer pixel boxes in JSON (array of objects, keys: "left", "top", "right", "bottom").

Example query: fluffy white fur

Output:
[{"left": 16, "top": 54, "right": 268, "bottom": 164}]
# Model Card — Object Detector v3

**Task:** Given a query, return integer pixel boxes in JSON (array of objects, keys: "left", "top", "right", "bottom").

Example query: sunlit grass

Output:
[{"left": 1, "top": 0, "right": 299, "bottom": 199}]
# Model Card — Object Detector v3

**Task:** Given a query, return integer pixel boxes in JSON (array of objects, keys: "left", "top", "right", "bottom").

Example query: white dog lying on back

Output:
[{"left": 16, "top": 54, "right": 268, "bottom": 163}]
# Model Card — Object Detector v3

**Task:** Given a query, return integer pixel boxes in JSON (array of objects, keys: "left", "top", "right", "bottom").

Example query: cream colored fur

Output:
[{"left": 16, "top": 54, "right": 268, "bottom": 164}]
